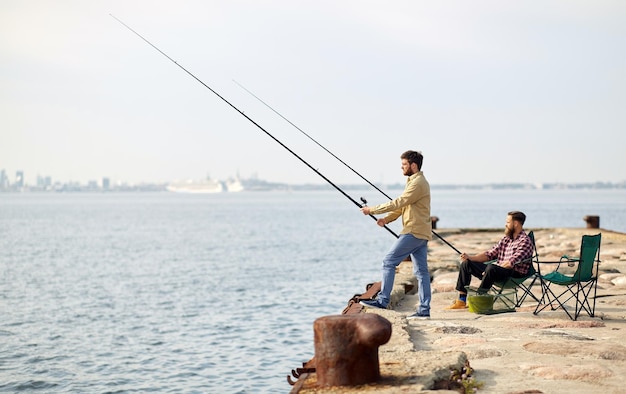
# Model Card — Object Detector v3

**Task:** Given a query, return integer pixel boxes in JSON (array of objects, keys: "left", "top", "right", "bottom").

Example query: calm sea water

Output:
[{"left": 1, "top": 189, "right": 624, "bottom": 393}]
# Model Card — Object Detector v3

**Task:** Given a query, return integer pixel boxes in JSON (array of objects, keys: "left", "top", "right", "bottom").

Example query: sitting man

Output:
[{"left": 446, "top": 211, "right": 534, "bottom": 309}]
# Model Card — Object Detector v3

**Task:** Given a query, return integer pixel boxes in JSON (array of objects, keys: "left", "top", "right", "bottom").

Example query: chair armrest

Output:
[
  {"left": 560, "top": 255, "right": 579, "bottom": 267},
  {"left": 535, "top": 260, "right": 564, "bottom": 275},
  {"left": 486, "top": 257, "right": 533, "bottom": 267}
]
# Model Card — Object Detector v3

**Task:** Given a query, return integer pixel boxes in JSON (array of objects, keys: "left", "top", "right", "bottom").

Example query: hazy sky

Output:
[{"left": 2, "top": 1, "right": 625, "bottom": 186}]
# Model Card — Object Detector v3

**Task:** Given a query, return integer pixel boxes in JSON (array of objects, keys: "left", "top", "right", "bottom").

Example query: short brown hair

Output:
[
  {"left": 508, "top": 211, "right": 526, "bottom": 225},
  {"left": 401, "top": 150, "right": 423, "bottom": 170}
]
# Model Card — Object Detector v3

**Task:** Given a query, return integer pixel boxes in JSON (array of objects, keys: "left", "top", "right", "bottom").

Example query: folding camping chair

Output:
[
  {"left": 533, "top": 233, "right": 602, "bottom": 320},
  {"left": 489, "top": 230, "right": 540, "bottom": 309}
]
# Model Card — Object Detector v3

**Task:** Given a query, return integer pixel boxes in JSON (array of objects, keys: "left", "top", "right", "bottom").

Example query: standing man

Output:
[
  {"left": 445, "top": 211, "right": 534, "bottom": 309},
  {"left": 360, "top": 150, "right": 432, "bottom": 320}
]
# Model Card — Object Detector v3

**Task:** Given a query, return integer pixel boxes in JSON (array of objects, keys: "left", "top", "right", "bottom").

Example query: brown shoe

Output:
[{"left": 445, "top": 299, "right": 467, "bottom": 310}]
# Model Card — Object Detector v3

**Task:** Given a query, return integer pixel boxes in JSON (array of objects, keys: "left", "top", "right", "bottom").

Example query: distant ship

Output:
[
  {"left": 225, "top": 177, "right": 244, "bottom": 192},
  {"left": 166, "top": 178, "right": 224, "bottom": 193}
]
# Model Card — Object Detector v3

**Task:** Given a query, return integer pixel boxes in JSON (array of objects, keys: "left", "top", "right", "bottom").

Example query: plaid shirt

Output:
[{"left": 485, "top": 230, "right": 534, "bottom": 275}]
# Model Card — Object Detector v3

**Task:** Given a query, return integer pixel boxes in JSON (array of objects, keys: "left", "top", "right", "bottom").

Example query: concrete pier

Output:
[{"left": 293, "top": 228, "right": 626, "bottom": 393}]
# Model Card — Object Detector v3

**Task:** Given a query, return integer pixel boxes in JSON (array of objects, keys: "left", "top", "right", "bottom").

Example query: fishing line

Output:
[
  {"left": 110, "top": 14, "right": 399, "bottom": 239},
  {"left": 233, "top": 80, "right": 462, "bottom": 255},
  {"left": 233, "top": 79, "right": 394, "bottom": 201}
]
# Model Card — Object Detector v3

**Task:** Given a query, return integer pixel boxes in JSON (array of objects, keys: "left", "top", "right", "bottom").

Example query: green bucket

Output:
[{"left": 467, "top": 294, "right": 495, "bottom": 314}]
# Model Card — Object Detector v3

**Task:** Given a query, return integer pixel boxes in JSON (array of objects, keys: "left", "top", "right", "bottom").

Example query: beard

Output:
[
  {"left": 404, "top": 167, "right": 414, "bottom": 176},
  {"left": 505, "top": 226, "right": 515, "bottom": 238}
]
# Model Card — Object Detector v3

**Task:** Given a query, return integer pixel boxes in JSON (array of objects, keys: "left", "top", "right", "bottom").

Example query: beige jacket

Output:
[{"left": 368, "top": 171, "right": 432, "bottom": 241}]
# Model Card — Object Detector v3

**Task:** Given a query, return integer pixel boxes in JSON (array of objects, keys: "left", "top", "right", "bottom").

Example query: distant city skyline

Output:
[
  {"left": 0, "top": 167, "right": 249, "bottom": 187},
  {"left": 1, "top": 167, "right": 624, "bottom": 192}
]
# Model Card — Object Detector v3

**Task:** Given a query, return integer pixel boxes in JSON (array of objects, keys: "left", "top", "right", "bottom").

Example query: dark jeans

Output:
[{"left": 455, "top": 260, "right": 524, "bottom": 293}]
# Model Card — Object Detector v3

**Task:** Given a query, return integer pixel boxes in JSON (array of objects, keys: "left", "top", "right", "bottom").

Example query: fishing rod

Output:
[
  {"left": 233, "top": 79, "right": 394, "bottom": 201},
  {"left": 233, "top": 80, "right": 462, "bottom": 255},
  {"left": 110, "top": 14, "right": 399, "bottom": 239}
]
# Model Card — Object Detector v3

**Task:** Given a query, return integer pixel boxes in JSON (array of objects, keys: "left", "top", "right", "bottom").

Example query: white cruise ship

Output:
[
  {"left": 166, "top": 178, "right": 224, "bottom": 193},
  {"left": 225, "top": 177, "right": 244, "bottom": 192}
]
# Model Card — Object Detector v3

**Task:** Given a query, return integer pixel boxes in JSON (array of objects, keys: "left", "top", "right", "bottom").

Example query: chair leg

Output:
[
  {"left": 516, "top": 276, "right": 540, "bottom": 307},
  {"left": 588, "top": 279, "right": 598, "bottom": 317},
  {"left": 534, "top": 279, "right": 552, "bottom": 315},
  {"left": 490, "top": 281, "right": 517, "bottom": 310},
  {"left": 574, "top": 280, "right": 597, "bottom": 319},
  {"left": 553, "top": 288, "right": 576, "bottom": 321},
  {"left": 537, "top": 280, "right": 558, "bottom": 311},
  {"left": 534, "top": 280, "right": 576, "bottom": 320},
  {"left": 537, "top": 280, "right": 596, "bottom": 321},
  {"left": 500, "top": 291, "right": 516, "bottom": 310}
]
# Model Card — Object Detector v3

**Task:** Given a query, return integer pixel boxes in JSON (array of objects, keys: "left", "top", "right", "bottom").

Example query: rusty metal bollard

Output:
[
  {"left": 313, "top": 314, "right": 392, "bottom": 387},
  {"left": 430, "top": 216, "right": 439, "bottom": 229},
  {"left": 583, "top": 215, "right": 600, "bottom": 229}
]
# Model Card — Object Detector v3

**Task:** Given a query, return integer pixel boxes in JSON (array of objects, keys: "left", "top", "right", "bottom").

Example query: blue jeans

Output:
[{"left": 377, "top": 234, "right": 431, "bottom": 314}]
